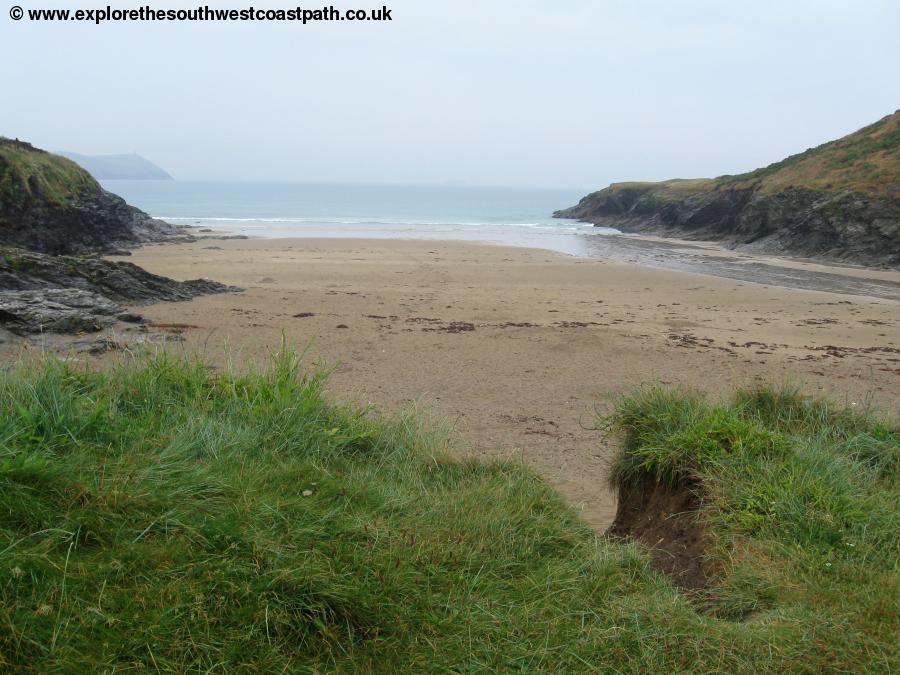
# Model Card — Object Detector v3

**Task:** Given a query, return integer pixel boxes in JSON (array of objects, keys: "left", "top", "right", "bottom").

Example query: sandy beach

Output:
[{"left": 0, "top": 236, "right": 884, "bottom": 529}]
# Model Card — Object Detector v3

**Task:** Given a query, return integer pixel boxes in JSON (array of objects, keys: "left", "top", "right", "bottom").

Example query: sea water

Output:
[
  {"left": 101, "top": 180, "right": 900, "bottom": 299},
  {"left": 100, "top": 180, "right": 616, "bottom": 256}
]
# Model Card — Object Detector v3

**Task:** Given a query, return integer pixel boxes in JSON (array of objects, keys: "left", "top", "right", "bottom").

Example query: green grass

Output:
[
  {"left": 0, "top": 138, "right": 99, "bottom": 213},
  {"left": 713, "top": 111, "right": 900, "bottom": 195},
  {"left": 0, "top": 353, "right": 897, "bottom": 671},
  {"left": 588, "top": 110, "right": 900, "bottom": 203},
  {"left": 608, "top": 385, "right": 899, "bottom": 632}
]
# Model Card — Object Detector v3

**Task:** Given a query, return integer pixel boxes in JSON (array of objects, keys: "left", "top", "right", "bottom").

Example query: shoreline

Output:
[
  {"left": 178, "top": 224, "right": 900, "bottom": 301},
  {"left": 97, "top": 236, "right": 899, "bottom": 529}
]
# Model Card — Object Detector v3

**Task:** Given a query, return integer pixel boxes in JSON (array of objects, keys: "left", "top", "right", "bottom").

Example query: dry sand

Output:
[{"left": 38, "top": 238, "right": 900, "bottom": 528}]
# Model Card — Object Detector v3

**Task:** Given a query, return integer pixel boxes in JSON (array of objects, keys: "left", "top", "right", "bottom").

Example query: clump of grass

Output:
[
  {"left": 607, "top": 387, "right": 788, "bottom": 487},
  {"left": 735, "top": 385, "right": 898, "bottom": 479},
  {"left": 0, "top": 354, "right": 897, "bottom": 671},
  {"left": 606, "top": 385, "right": 899, "bottom": 638}
]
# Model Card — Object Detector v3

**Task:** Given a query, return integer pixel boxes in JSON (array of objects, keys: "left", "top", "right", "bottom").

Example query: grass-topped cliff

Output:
[
  {"left": 0, "top": 138, "right": 223, "bottom": 337},
  {"left": 0, "top": 350, "right": 896, "bottom": 671},
  {"left": 0, "top": 138, "right": 182, "bottom": 255},
  {"left": 0, "top": 139, "right": 100, "bottom": 211},
  {"left": 556, "top": 111, "right": 900, "bottom": 268}
]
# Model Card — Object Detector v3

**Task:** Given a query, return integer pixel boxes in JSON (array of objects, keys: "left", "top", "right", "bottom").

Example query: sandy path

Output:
[{"left": 65, "top": 238, "right": 900, "bottom": 528}]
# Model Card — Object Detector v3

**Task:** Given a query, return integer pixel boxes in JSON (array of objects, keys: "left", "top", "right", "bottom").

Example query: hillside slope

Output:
[
  {"left": 59, "top": 151, "right": 174, "bottom": 180},
  {"left": 555, "top": 112, "right": 900, "bottom": 268},
  {"left": 0, "top": 139, "right": 183, "bottom": 254}
]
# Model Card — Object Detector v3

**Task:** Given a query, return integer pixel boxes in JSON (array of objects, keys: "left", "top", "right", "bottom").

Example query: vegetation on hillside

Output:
[
  {"left": 598, "top": 110, "right": 900, "bottom": 200},
  {"left": 0, "top": 139, "right": 99, "bottom": 213},
  {"left": 716, "top": 110, "right": 900, "bottom": 196},
  {"left": 0, "top": 351, "right": 896, "bottom": 671},
  {"left": 555, "top": 111, "right": 900, "bottom": 267}
]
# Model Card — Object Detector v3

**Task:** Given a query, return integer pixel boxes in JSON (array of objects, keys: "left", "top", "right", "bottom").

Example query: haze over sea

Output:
[{"left": 103, "top": 181, "right": 611, "bottom": 256}]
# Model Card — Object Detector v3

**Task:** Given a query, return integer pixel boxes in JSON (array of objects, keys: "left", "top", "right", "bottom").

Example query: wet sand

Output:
[
  {"left": 578, "top": 233, "right": 900, "bottom": 300},
  {"left": 7, "top": 237, "right": 898, "bottom": 529}
]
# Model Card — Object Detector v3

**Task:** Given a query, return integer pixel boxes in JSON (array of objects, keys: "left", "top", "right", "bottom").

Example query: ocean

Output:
[
  {"left": 101, "top": 180, "right": 616, "bottom": 256},
  {"left": 101, "top": 180, "right": 899, "bottom": 300}
]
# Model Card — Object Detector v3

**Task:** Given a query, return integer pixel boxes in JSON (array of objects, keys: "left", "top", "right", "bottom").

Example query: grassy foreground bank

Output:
[{"left": 0, "top": 352, "right": 897, "bottom": 671}]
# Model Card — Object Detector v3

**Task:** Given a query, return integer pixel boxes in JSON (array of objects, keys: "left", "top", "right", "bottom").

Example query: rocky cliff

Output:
[
  {"left": 0, "top": 138, "right": 236, "bottom": 339},
  {"left": 555, "top": 111, "right": 900, "bottom": 268},
  {"left": 0, "top": 138, "right": 187, "bottom": 254}
]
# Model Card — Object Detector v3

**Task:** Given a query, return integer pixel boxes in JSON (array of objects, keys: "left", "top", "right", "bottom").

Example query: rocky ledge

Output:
[
  {"left": 555, "top": 185, "right": 900, "bottom": 268},
  {"left": 0, "top": 247, "right": 239, "bottom": 335},
  {"left": 1, "top": 186, "right": 194, "bottom": 256},
  {"left": 0, "top": 289, "right": 142, "bottom": 335}
]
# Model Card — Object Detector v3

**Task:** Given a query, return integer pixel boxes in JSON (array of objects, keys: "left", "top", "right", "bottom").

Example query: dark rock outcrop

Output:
[
  {"left": 0, "top": 247, "right": 239, "bottom": 335},
  {"left": 0, "top": 138, "right": 192, "bottom": 255},
  {"left": 0, "top": 246, "right": 238, "bottom": 303},
  {"left": 556, "top": 185, "right": 899, "bottom": 268},
  {"left": 0, "top": 186, "right": 192, "bottom": 255},
  {"left": 0, "top": 288, "right": 140, "bottom": 335}
]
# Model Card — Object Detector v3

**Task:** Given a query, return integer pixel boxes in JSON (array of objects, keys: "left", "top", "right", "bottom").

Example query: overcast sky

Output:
[{"left": 2, "top": 0, "right": 899, "bottom": 188}]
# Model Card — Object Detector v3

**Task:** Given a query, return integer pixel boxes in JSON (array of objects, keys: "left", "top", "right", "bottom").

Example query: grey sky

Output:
[{"left": 3, "top": 0, "right": 899, "bottom": 188}]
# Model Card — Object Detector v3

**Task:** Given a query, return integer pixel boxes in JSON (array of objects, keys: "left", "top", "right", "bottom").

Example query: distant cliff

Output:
[
  {"left": 59, "top": 151, "right": 174, "bottom": 180},
  {"left": 0, "top": 138, "right": 184, "bottom": 254},
  {"left": 555, "top": 111, "right": 900, "bottom": 268}
]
